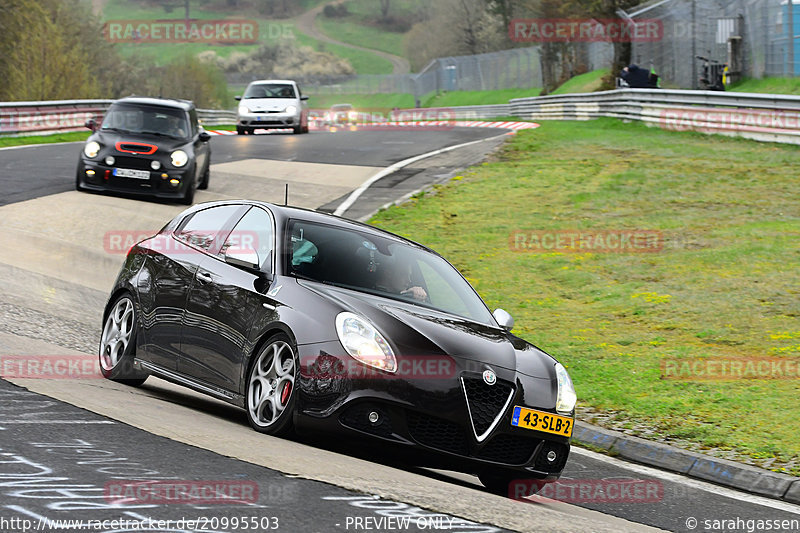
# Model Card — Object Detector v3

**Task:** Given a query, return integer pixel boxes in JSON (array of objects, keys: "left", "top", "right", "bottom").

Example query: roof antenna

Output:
[{"left": 284, "top": 183, "right": 288, "bottom": 206}]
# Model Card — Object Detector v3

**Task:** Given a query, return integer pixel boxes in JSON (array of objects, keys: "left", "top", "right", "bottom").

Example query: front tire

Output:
[
  {"left": 246, "top": 334, "right": 297, "bottom": 436},
  {"left": 99, "top": 295, "right": 148, "bottom": 387},
  {"left": 198, "top": 160, "right": 210, "bottom": 190},
  {"left": 479, "top": 472, "right": 546, "bottom": 499},
  {"left": 181, "top": 175, "right": 196, "bottom": 205}
]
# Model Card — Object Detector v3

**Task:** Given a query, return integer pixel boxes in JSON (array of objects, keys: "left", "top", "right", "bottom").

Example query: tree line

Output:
[{"left": 0, "top": 0, "right": 228, "bottom": 107}]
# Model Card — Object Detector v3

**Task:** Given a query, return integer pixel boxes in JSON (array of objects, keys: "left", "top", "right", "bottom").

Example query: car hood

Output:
[
  {"left": 301, "top": 281, "right": 556, "bottom": 380},
  {"left": 91, "top": 130, "right": 189, "bottom": 152},
  {"left": 241, "top": 98, "right": 297, "bottom": 112}
]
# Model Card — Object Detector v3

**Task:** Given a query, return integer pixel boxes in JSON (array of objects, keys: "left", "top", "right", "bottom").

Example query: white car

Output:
[{"left": 235, "top": 80, "right": 310, "bottom": 135}]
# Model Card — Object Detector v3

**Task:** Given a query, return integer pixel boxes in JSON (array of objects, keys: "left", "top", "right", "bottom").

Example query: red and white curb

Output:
[{"left": 205, "top": 120, "right": 538, "bottom": 136}]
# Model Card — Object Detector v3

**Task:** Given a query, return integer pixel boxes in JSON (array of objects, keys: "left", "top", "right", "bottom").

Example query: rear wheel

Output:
[
  {"left": 99, "top": 295, "right": 148, "bottom": 387},
  {"left": 246, "top": 334, "right": 297, "bottom": 436}
]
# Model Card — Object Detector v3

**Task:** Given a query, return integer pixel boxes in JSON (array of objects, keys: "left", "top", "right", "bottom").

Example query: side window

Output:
[
  {"left": 222, "top": 207, "right": 274, "bottom": 270},
  {"left": 175, "top": 205, "right": 242, "bottom": 252}
]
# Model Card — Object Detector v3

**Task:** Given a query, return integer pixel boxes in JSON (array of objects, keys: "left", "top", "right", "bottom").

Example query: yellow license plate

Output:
[{"left": 511, "top": 406, "right": 573, "bottom": 437}]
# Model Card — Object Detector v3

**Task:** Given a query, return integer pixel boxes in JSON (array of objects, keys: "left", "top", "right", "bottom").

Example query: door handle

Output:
[{"left": 196, "top": 271, "right": 213, "bottom": 283}]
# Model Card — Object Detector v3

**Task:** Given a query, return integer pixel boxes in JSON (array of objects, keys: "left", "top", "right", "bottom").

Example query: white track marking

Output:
[
  {"left": 334, "top": 133, "right": 509, "bottom": 216},
  {"left": 570, "top": 447, "right": 800, "bottom": 514}
]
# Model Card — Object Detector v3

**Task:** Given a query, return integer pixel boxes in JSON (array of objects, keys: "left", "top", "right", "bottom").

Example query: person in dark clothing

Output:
[{"left": 620, "top": 64, "right": 653, "bottom": 88}]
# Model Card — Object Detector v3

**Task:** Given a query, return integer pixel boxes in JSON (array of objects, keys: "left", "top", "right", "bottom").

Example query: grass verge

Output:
[
  {"left": 551, "top": 69, "right": 609, "bottom": 95},
  {"left": 369, "top": 118, "right": 800, "bottom": 475},
  {"left": 728, "top": 77, "right": 800, "bottom": 95},
  {"left": 423, "top": 89, "right": 542, "bottom": 107},
  {"left": 0, "top": 131, "right": 91, "bottom": 148}
]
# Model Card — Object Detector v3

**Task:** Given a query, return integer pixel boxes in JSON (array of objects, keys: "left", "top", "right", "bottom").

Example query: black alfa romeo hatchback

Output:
[
  {"left": 99, "top": 201, "right": 577, "bottom": 495},
  {"left": 76, "top": 97, "right": 211, "bottom": 204}
]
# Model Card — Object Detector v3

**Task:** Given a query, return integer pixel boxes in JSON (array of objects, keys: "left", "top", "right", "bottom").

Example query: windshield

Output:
[
  {"left": 286, "top": 220, "right": 495, "bottom": 325},
  {"left": 243, "top": 83, "right": 296, "bottom": 99},
  {"left": 101, "top": 103, "right": 189, "bottom": 139}
]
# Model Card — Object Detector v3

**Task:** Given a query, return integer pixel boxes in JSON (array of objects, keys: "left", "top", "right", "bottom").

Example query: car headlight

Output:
[
  {"left": 555, "top": 362, "right": 577, "bottom": 414},
  {"left": 170, "top": 150, "right": 188, "bottom": 168},
  {"left": 335, "top": 312, "right": 396, "bottom": 373},
  {"left": 84, "top": 141, "right": 100, "bottom": 158},
  {"left": 238, "top": 104, "right": 249, "bottom": 115},
  {"left": 285, "top": 105, "right": 297, "bottom": 116}
]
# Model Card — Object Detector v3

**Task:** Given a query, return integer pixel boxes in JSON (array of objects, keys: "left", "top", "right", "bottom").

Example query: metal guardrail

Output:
[
  {"left": 2, "top": 91, "right": 800, "bottom": 144},
  {"left": 509, "top": 89, "right": 800, "bottom": 145},
  {"left": 0, "top": 100, "right": 237, "bottom": 137}
]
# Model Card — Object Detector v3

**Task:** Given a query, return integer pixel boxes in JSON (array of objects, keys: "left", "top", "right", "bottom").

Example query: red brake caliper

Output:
[{"left": 280, "top": 381, "right": 292, "bottom": 405}]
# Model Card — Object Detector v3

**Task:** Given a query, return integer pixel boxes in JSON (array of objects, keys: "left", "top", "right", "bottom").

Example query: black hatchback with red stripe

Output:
[{"left": 76, "top": 96, "right": 211, "bottom": 205}]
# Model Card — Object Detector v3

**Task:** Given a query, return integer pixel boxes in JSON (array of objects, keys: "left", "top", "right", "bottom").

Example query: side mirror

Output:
[
  {"left": 198, "top": 131, "right": 211, "bottom": 142},
  {"left": 224, "top": 246, "right": 260, "bottom": 270},
  {"left": 234, "top": 95, "right": 242, "bottom": 101},
  {"left": 493, "top": 308, "right": 514, "bottom": 331},
  {"left": 300, "top": 95, "right": 309, "bottom": 101},
  {"left": 84, "top": 119, "right": 97, "bottom": 131}
]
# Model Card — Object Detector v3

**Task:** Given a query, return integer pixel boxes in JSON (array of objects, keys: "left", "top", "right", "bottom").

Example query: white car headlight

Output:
[
  {"left": 285, "top": 105, "right": 297, "bottom": 116},
  {"left": 238, "top": 104, "right": 250, "bottom": 115},
  {"left": 84, "top": 141, "right": 100, "bottom": 158},
  {"left": 170, "top": 150, "right": 188, "bottom": 168},
  {"left": 555, "top": 362, "right": 577, "bottom": 414},
  {"left": 336, "top": 312, "right": 396, "bottom": 373}
]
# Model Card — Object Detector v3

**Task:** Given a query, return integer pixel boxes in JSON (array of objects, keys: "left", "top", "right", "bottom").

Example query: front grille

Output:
[
  {"left": 113, "top": 156, "right": 153, "bottom": 171},
  {"left": 534, "top": 441, "right": 570, "bottom": 473},
  {"left": 477, "top": 434, "right": 540, "bottom": 465},
  {"left": 339, "top": 403, "right": 394, "bottom": 438},
  {"left": 462, "top": 377, "right": 514, "bottom": 439},
  {"left": 406, "top": 411, "right": 469, "bottom": 455}
]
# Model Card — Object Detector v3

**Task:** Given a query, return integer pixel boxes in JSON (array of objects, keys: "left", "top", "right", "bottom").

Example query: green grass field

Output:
[
  {"left": 305, "top": 92, "right": 416, "bottom": 111},
  {"left": 0, "top": 131, "right": 90, "bottom": 148},
  {"left": 551, "top": 69, "right": 609, "bottom": 95},
  {"left": 293, "top": 32, "right": 393, "bottom": 75},
  {"left": 316, "top": 17, "right": 407, "bottom": 59},
  {"left": 728, "top": 77, "right": 800, "bottom": 95},
  {"left": 423, "top": 89, "right": 542, "bottom": 107},
  {"left": 369, "top": 119, "right": 800, "bottom": 475}
]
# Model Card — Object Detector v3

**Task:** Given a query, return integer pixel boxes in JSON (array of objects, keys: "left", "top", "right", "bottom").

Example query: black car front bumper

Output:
[{"left": 293, "top": 342, "right": 571, "bottom": 479}]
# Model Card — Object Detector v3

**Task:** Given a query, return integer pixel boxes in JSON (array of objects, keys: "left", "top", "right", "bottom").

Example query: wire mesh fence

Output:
[{"left": 626, "top": 0, "right": 795, "bottom": 89}]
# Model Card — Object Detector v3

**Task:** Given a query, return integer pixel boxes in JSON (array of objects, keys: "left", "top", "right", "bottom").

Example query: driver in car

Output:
[{"left": 374, "top": 258, "right": 428, "bottom": 302}]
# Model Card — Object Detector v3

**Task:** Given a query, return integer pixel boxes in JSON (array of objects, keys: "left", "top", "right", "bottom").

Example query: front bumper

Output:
[
  {"left": 77, "top": 158, "right": 193, "bottom": 198},
  {"left": 293, "top": 341, "right": 572, "bottom": 478},
  {"left": 238, "top": 112, "right": 300, "bottom": 129}
]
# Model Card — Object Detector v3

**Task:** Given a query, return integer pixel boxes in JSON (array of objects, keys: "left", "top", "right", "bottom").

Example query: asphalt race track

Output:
[{"left": 1, "top": 127, "right": 798, "bottom": 532}]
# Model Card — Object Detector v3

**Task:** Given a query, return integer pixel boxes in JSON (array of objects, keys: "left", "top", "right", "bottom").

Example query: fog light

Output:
[
  {"left": 546, "top": 450, "right": 557, "bottom": 463},
  {"left": 169, "top": 178, "right": 180, "bottom": 186},
  {"left": 368, "top": 411, "right": 380, "bottom": 424},
  {"left": 151, "top": 160, "right": 161, "bottom": 170},
  {"left": 104, "top": 156, "right": 115, "bottom": 166},
  {"left": 161, "top": 173, "right": 168, "bottom": 178},
  {"left": 85, "top": 169, "right": 95, "bottom": 176}
]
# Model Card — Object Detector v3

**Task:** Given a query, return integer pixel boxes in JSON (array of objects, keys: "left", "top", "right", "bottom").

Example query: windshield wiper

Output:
[
  {"left": 101, "top": 127, "right": 132, "bottom": 134},
  {"left": 140, "top": 130, "right": 181, "bottom": 139}
]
